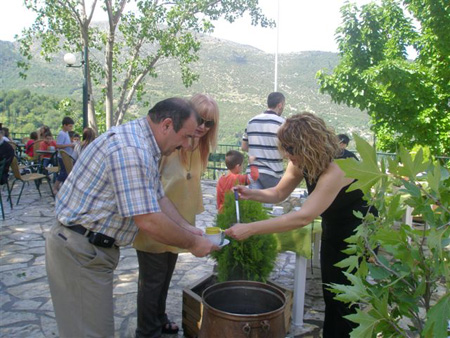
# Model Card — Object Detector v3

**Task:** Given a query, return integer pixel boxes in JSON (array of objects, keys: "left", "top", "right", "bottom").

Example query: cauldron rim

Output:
[{"left": 201, "top": 280, "right": 286, "bottom": 320}]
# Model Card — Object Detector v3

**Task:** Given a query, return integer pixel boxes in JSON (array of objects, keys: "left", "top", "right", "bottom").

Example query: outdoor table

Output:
[
  {"left": 36, "top": 150, "right": 56, "bottom": 155},
  {"left": 273, "top": 219, "right": 322, "bottom": 327},
  {"left": 35, "top": 150, "right": 57, "bottom": 173}
]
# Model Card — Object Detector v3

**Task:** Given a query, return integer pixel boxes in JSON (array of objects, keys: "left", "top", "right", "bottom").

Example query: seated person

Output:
[
  {"left": 216, "top": 150, "right": 258, "bottom": 213},
  {"left": 70, "top": 131, "right": 81, "bottom": 145},
  {"left": 1, "top": 127, "right": 11, "bottom": 142},
  {"left": 25, "top": 131, "right": 38, "bottom": 159},
  {"left": 0, "top": 130, "right": 15, "bottom": 185},
  {"left": 39, "top": 131, "right": 57, "bottom": 168}
]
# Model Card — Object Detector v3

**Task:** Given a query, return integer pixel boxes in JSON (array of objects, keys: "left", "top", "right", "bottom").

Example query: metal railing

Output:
[
  {"left": 204, "top": 144, "right": 241, "bottom": 180},
  {"left": 203, "top": 147, "right": 450, "bottom": 180}
]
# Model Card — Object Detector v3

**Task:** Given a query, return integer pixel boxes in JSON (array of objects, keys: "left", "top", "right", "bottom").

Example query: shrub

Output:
[{"left": 212, "top": 191, "right": 278, "bottom": 282}]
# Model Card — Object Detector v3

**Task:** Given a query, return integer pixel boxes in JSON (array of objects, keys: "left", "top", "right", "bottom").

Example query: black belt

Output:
[
  {"left": 67, "top": 224, "right": 93, "bottom": 237},
  {"left": 65, "top": 224, "right": 116, "bottom": 248}
]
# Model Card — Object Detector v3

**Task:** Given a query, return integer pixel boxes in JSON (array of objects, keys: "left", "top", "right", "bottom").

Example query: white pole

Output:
[
  {"left": 274, "top": 0, "right": 280, "bottom": 91},
  {"left": 292, "top": 254, "right": 307, "bottom": 327}
]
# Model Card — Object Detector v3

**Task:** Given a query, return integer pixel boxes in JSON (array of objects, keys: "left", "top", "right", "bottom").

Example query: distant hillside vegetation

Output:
[{"left": 0, "top": 36, "right": 370, "bottom": 145}]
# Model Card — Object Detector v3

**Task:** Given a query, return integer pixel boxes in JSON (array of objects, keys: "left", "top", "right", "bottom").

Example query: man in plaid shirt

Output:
[{"left": 46, "top": 98, "right": 218, "bottom": 337}]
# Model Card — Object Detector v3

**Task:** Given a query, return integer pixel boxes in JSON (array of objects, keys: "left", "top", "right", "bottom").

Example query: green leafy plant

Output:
[
  {"left": 330, "top": 135, "right": 449, "bottom": 337},
  {"left": 317, "top": 0, "right": 450, "bottom": 155},
  {"left": 212, "top": 191, "right": 278, "bottom": 282}
]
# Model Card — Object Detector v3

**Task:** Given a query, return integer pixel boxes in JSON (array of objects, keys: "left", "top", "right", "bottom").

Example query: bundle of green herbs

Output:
[{"left": 212, "top": 191, "right": 278, "bottom": 282}]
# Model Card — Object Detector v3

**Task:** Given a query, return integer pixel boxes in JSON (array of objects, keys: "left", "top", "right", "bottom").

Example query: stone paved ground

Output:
[{"left": 0, "top": 180, "right": 324, "bottom": 337}]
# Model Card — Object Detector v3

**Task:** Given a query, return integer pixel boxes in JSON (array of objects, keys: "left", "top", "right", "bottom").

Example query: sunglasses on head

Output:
[
  {"left": 283, "top": 144, "right": 294, "bottom": 155},
  {"left": 198, "top": 117, "right": 215, "bottom": 128}
]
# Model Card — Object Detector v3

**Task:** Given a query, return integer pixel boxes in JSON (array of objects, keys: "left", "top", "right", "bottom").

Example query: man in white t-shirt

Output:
[{"left": 242, "top": 92, "right": 286, "bottom": 189}]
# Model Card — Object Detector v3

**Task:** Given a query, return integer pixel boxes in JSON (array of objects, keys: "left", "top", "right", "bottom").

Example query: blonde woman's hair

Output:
[
  {"left": 180, "top": 93, "right": 219, "bottom": 171},
  {"left": 277, "top": 112, "right": 340, "bottom": 183}
]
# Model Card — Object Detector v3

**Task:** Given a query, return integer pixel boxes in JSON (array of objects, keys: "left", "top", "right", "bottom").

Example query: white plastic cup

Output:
[
  {"left": 204, "top": 227, "right": 224, "bottom": 245},
  {"left": 272, "top": 206, "right": 284, "bottom": 216}
]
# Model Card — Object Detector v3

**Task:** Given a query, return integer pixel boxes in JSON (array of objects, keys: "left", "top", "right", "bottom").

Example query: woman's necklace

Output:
[{"left": 186, "top": 150, "right": 194, "bottom": 180}]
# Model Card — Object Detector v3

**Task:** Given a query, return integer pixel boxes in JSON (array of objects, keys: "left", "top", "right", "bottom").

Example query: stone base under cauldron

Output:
[{"left": 182, "top": 273, "right": 293, "bottom": 338}]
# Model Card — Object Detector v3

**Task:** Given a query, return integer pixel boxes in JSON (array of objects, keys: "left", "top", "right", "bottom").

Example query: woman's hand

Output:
[
  {"left": 233, "top": 185, "right": 252, "bottom": 200},
  {"left": 225, "top": 223, "right": 254, "bottom": 241}
]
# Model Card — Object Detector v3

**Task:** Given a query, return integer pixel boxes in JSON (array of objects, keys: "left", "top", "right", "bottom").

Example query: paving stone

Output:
[
  {"left": 114, "top": 281, "right": 137, "bottom": 295},
  {"left": 0, "top": 263, "right": 27, "bottom": 273},
  {"left": 0, "top": 253, "right": 34, "bottom": 265},
  {"left": 12, "top": 299, "right": 43, "bottom": 310},
  {"left": 7, "top": 281, "right": 50, "bottom": 299},
  {"left": 8, "top": 232, "right": 42, "bottom": 242},
  {"left": 0, "top": 324, "right": 44, "bottom": 337},
  {"left": 0, "top": 294, "right": 12, "bottom": 308},
  {"left": 23, "top": 239, "right": 46, "bottom": 248},
  {"left": 115, "top": 272, "right": 138, "bottom": 283},
  {"left": 32, "top": 255, "right": 46, "bottom": 266},
  {"left": 0, "top": 310, "right": 37, "bottom": 325},
  {"left": 115, "top": 256, "right": 139, "bottom": 270},
  {"left": 1, "top": 265, "right": 47, "bottom": 287},
  {"left": 39, "top": 299, "right": 53, "bottom": 312},
  {"left": 40, "top": 314, "right": 58, "bottom": 337},
  {"left": 114, "top": 293, "right": 137, "bottom": 317}
]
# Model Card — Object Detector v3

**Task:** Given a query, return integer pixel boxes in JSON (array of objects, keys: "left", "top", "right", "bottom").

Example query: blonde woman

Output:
[
  {"left": 226, "top": 113, "right": 377, "bottom": 337},
  {"left": 133, "top": 94, "right": 219, "bottom": 337}
]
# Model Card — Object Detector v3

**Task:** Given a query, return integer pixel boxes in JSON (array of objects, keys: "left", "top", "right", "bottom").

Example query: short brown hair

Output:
[
  {"left": 225, "top": 150, "right": 244, "bottom": 170},
  {"left": 148, "top": 97, "right": 197, "bottom": 132}
]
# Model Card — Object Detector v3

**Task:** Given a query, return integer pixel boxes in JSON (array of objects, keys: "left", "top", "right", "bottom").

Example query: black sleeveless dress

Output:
[{"left": 305, "top": 150, "right": 375, "bottom": 337}]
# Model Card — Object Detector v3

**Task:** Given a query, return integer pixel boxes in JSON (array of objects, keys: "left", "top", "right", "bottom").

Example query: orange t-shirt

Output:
[
  {"left": 216, "top": 166, "right": 259, "bottom": 213},
  {"left": 39, "top": 140, "right": 57, "bottom": 158}
]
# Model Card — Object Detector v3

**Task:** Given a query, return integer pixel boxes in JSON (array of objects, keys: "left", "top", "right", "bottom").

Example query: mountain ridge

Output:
[{"left": 0, "top": 37, "right": 370, "bottom": 144}]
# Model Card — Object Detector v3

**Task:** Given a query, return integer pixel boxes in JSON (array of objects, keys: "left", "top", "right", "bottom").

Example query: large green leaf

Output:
[
  {"left": 335, "top": 255, "right": 359, "bottom": 272},
  {"left": 346, "top": 308, "right": 379, "bottom": 338},
  {"left": 397, "top": 147, "right": 429, "bottom": 179},
  {"left": 423, "top": 293, "right": 450, "bottom": 338},
  {"left": 336, "top": 135, "right": 385, "bottom": 194},
  {"left": 328, "top": 272, "right": 369, "bottom": 303},
  {"left": 426, "top": 162, "right": 441, "bottom": 197},
  {"left": 368, "top": 264, "right": 391, "bottom": 281}
]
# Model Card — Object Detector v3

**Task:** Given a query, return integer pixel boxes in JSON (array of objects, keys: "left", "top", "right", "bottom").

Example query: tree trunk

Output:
[
  {"left": 104, "top": 0, "right": 127, "bottom": 129},
  {"left": 105, "top": 38, "right": 114, "bottom": 130}
]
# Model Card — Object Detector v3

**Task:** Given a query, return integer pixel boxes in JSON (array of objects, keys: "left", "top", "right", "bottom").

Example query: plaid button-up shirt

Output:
[{"left": 55, "top": 117, "right": 164, "bottom": 246}]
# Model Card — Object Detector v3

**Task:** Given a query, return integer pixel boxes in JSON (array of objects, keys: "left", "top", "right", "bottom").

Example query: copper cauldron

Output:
[{"left": 199, "top": 280, "right": 286, "bottom": 338}]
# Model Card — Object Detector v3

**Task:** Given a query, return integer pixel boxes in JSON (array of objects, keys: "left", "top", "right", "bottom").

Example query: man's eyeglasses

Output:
[{"left": 198, "top": 117, "right": 215, "bottom": 128}]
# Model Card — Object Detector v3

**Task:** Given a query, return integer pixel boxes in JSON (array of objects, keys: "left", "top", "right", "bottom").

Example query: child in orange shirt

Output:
[
  {"left": 39, "top": 131, "right": 57, "bottom": 168},
  {"left": 216, "top": 150, "right": 259, "bottom": 213}
]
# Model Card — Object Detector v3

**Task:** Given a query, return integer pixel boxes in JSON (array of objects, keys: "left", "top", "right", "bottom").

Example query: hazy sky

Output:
[{"left": 1, "top": 0, "right": 373, "bottom": 53}]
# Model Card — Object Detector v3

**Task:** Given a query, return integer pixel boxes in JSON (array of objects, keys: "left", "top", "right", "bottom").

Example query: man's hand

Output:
[
  {"left": 188, "top": 235, "right": 219, "bottom": 257},
  {"left": 224, "top": 223, "right": 253, "bottom": 241},
  {"left": 181, "top": 224, "right": 203, "bottom": 236}
]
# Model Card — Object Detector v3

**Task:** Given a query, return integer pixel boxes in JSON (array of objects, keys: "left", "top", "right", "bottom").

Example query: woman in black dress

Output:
[{"left": 226, "top": 112, "right": 376, "bottom": 337}]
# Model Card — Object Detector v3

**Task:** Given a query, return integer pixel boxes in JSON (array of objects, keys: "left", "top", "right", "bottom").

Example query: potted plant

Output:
[
  {"left": 182, "top": 192, "right": 293, "bottom": 337},
  {"left": 330, "top": 135, "right": 449, "bottom": 337},
  {"left": 212, "top": 192, "right": 278, "bottom": 281}
]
